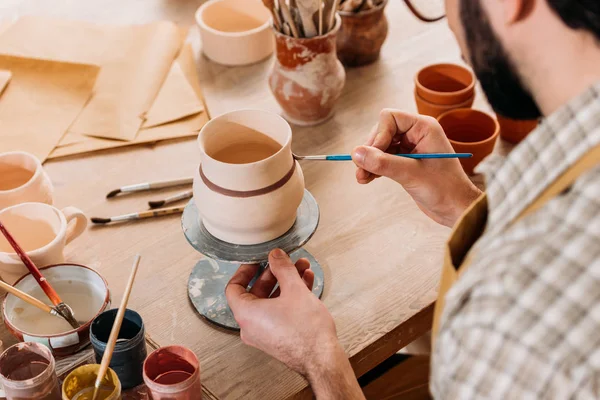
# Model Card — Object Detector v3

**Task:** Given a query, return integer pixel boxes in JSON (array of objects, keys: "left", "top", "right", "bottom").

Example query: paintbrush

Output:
[
  {"left": 92, "top": 255, "right": 141, "bottom": 400},
  {"left": 0, "top": 280, "right": 67, "bottom": 321},
  {"left": 148, "top": 190, "right": 193, "bottom": 209},
  {"left": 0, "top": 222, "right": 80, "bottom": 329},
  {"left": 91, "top": 206, "right": 185, "bottom": 225},
  {"left": 106, "top": 177, "right": 192, "bottom": 199},
  {"left": 293, "top": 152, "right": 473, "bottom": 160}
]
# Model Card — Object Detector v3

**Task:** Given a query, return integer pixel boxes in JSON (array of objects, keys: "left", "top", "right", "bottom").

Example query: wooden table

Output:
[{"left": 0, "top": 1, "right": 493, "bottom": 398}]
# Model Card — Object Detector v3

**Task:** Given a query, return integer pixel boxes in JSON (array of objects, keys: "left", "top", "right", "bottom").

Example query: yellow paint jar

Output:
[{"left": 62, "top": 364, "right": 121, "bottom": 400}]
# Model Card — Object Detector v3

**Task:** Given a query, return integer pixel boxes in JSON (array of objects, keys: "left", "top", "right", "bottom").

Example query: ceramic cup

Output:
[
  {"left": 62, "top": 365, "right": 121, "bottom": 400},
  {"left": 193, "top": 109, "right": 305, "bottom": 245},
  {"left": 3, "top": 264, "right": 111, "bottom": 357},
  {"left": 414, "top": 89, "right": 475, "bottom": 119},
  {"left": 415, "top": 63, "right": 475, "bottom": 105},
  {"left": 437, "top": 109, "right": 500, "bottom": 175},
  {"left": 143, "top": 346, "right": 202, "bottom": 400},
  {"left": 0, "top": 151, "right": 53, "bottom": 211},
  {"left": 0, "top": 202, "right": 88, "bottom": 284},
  {"left": 497, "top": 114, "right": 539, "bottom": 144},
  {"left": 337, "top": 0, "right": 389, "bottom": 67},
  {"left": 196, "top": 0, "right": 274, "bottom": 66}
]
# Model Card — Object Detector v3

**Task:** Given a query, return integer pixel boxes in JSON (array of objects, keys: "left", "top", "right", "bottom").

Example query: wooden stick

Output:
[
  {"left": 328, "top": 0, "right": 341, "bottom": 32},
  {"left": 0, "top": 280, "right": 54, "bottom": 314},
  {"left": 318, "top": 0, "right": 323, "bottom": 35},
  {"left": 279, "top": 0, "right": 300, "bottom": 38},
  {"left": 92, "top": 255, "right": 141, "bottom": 400}
]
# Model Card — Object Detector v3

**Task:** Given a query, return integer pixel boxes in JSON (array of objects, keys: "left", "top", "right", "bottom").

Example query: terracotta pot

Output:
[
  {"left": 414, "top": 89, "right": 474, "bottom": 118},
  {"left": 196, "top": 0, "right": 274, "bottom": 66},
  {"left": 0, "top": 151, "right": 54, "bottom": 211},
  {"left": 437, "top": 109, "right": 500, "bottom": 175},
  {"left": 193, "top": 109, "right": 305, "bottom": 245},
  {"left": 3, "top": 264, "right": 111, "bottom": 357},
  {"left": 336, "top": 0, "right": 389, "bottom": 67},
  {"left": 497, "top": 114, "right": 539, "bottom": 144},
  {"left": 269, "top": 16, "right": 346, "bottom": 126},
  {"left": 415, "top": 63, "right": 475, "bottom": 105}
]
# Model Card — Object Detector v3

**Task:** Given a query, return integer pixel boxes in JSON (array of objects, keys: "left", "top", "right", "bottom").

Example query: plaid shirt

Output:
[{"left": 431, "top": 82, "right": 600, "bottom": 399}]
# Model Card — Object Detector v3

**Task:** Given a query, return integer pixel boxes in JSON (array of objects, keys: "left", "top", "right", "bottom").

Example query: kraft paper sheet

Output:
[
  {"left": 0, "top": 55, "right": 99, "bottom": 161},
  {"left": 48, "top": 44, "right": 209, "bottom": 159},
  {"left": 0, "top": 16, "right": 183, "bottom": 141}
]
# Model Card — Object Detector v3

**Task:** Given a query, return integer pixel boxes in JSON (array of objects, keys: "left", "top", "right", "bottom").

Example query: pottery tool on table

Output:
[
  {"left": 148, "top": 189, "right": 193, "bottom": 209},
  {"left": 0, "top": 221, "right": 80, "bottom": 329},
  {"left": 296, "top": 0, "right": 319, "bottom": 37},
  {"left": 293, "top": 152, "right": 472, "bottom": 160},
  {"left": 106, "top": 177, "right": 192, "bottom": 199},
  {"left": 91, "top": 255, "right": 141, "bottom": 400},
  {"left": 91, "top": 206, "right": 185, "bottom": 225},
  {"left": 0, "top": 279, "right": 67, "bottom": 320}
]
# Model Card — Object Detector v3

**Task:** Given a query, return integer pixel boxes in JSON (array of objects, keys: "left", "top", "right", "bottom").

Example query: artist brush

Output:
[
  {"left": 92, "top": 255, "right": 141, "bottom": 400},
  {"left": 0, "top": 221, "right": 80, "bottom": 329},
  {"left": 91, "top": 206, "right": 185, "bottom": 225},
  {"left": 106, "top": 177, "right": 192, "bottom": 199},
  {"left": 148, "top": 189, "right": 193, "bottom": 209},
  {"left": 293, "top": 152, "right": 473, "bottom": 161},
  {"left": 0, "top": 280, "right": 65, "bottom": 319}
]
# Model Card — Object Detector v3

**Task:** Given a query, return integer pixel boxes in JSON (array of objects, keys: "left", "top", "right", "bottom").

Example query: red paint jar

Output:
[{"left": 143, "top": 346, "right": 201, "bottom": 400}]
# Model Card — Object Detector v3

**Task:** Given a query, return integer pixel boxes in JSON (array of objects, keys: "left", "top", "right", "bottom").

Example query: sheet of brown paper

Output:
[
  {"left": 48, "top": 44, "right": 209, "bottom": 159},
  {"left": 0, "top": 16, "right": 183, "bottom": 141},
  {"left": 0, "top": 55, "right": 98, "bottom": 161},
  {"left": 0, "top": 70, "right": 10, "bottom": 96}
]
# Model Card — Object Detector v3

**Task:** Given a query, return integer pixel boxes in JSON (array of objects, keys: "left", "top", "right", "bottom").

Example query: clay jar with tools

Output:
[
  {"left": 143, "top": 345, "right": 201, "bottom": 400},
  {"left": 0, "top": 151, "right": 53, "bottom": 211},
  {"left": 0, "top": 342, "right": 61, "bottom": 400},
  {"left": 337, "top": 0, "right": 389, "bottom": 67},
  {"left": 496, "top": 114, "right": 539, "bottom": 144},
  {"left": 269, "top": 15, "right": 346, "bottom": 126},
  {"left": 62, "top": 364, "right": 121, "bottom": 400},
  {"left": 3, "top": 264, "right": 111, "bottom": 357},
  {"left": 193, "top": 109, "right": 305, "bottom": 245},
  {"left": 414, "top": 63, "right": 475, "bottom": 118},
  {"left": 437, "top": 109, "right": 500, "bottom": 175},
  {"left": 90, "top": 309, "right": 147, "bottom": 390},
  {"left": 0, "top": 202, "right": 87, "bottom": 284}
]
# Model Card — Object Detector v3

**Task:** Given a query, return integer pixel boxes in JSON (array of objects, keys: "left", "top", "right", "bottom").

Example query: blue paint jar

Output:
[{"left": 90, "top": 308, "right": 147, "bottom": 390}]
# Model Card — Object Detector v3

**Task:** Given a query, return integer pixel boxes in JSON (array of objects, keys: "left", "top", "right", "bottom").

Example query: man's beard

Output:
[{"left": 460, "top": 0, "right": 542, "bottom": 120}]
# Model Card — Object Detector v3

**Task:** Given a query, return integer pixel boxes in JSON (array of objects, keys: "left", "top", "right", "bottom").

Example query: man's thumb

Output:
[
  {"left": 352, "top": 146, "right": 415, "bottom": 180},
  {"left": 269, "top": 249, "right": 301, "bottom": 290}
]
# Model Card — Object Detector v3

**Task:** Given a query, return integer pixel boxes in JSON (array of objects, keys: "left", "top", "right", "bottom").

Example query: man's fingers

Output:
[
  {"left": 269, "top": 257, "right": 312, "bottom": 298},
  {"left": 269, "top": 249, "right": 304, "bottom": 290},
  {"left": 249, "top": 266, "right": 277, "bottom": 298},
  {"left": 226, "top": 264, "right": 259, "bottom": 310},
  {"left": 302, "top": 269, "right": 315, "bottom": 291},
  {"left": 352, "top": 145, "right": 419, "bottom": 183}
]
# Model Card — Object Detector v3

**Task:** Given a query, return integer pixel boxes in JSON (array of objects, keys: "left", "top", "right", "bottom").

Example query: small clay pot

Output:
[
  {"left": 437, "top": 109, "right": 500, "bottom": 175},
  {"left": 414, "top": 89, "right": 474, "bottom": 118},
  {"left": 415, "top": 63, "right": 475, "bottom": 105},
  {"left": 497, "top": 114, "right": 539, "bottom": 144},
  {"left": 269, "top": 15, "right": 346, "bottom": 126},
  {"left": 336, "top": 0, "right": 389, "bottom": 67}
]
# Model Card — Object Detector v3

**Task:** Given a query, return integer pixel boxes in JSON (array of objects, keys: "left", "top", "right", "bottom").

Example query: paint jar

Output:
[
  {"left": 90, "top": 309, "right": 147, "bottom": 390},
  {"left": 143, "top": 346, "right": 201, "bottom": 400},
  {"left": 0, "top": 342, "right": 61, "bottom": 400},
  {"left": 61, "top": 365, "right": 121, "bottom": 400}
]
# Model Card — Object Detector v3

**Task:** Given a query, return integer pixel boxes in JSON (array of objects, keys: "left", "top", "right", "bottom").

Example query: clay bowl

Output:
[
  {"left": 2, "top": 264, "right": 111, "bottom": 357},
  {"left": 497, "top": 114, "right": 539, "bottom": 144},
  {"left": 196, "top": 0, "right": 274, "bottom": 66},
  {"left": 437, "top": 109, "right": 500, "bottom": 175},
  {"left": 414, "top": 89, "right": 474, "bottom": 118},
  {"left": 415, "top": 63, "right": 475, "bottom": 106}
]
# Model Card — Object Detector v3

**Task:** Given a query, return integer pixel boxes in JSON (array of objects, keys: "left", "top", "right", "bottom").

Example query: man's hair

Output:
[{"left": 547, "top": 0, "right": 600, "bottom": 40}]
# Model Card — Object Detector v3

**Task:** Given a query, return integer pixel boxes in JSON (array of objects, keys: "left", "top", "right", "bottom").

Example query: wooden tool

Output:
[
  {"left": 92, "top": 255, "right": 141, "bottom": 400},
  {"left": 262, "top": 0, "right": 281, "bottom": 30},
  {"left": 293, "top": 152, "right": 473, "bottom": 160},
  {"left": 328, "top": 0, "right": 341, "bottom": 31},
  {"left": 279, "top": 0, "right": 300, "bottom": 38},
  {"left": 0, "top": 221, "right": 80, "bottom": 329},
  {"left": 0, "top": 279, "right": 64, "bottom": 318},
  {"left": 318, "top": 0, "right": 323, "bottom": 35},
  {"left": 296, "top": 0, "right": 319, "bottom": 37},
  {"left": 106, "top": 177, "right": 192, "bottom": 199},
  {"left": 148, "top": 190, "right": 193, "bottom": 209},
  {"left": 91, "top": 206, "right": 185, "bottom": 225}
]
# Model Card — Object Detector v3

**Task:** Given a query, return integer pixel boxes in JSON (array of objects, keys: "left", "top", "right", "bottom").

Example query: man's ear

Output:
[{"left": 503, "top": 0, "right": 535, "bottom": 24}]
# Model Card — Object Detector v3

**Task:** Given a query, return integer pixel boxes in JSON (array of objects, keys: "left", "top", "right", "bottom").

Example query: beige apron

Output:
[{"left": 432, "top": 144, "right": 600, "bottom": 346}]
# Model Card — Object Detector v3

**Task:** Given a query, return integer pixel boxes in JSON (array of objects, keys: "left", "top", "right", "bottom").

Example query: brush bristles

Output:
[
  {"left": 91, "top": 217, "right": 111, "bottom": 224},
  {"left": 106, "top": 189, "right": 121, "bottom": 199}
]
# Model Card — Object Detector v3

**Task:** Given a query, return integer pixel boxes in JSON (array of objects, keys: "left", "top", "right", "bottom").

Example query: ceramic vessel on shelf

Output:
[
  {"left": 3, "top": 264, "right": 111, "bottom": 357},
  {"left": 437, "top": 109, "right": 500, "bottom": 175},
  {"left": 414, "top": 89, "right": 475, "bottom": 119},
  {"left": 196, "top": 0, "right": 274, "bottom": 66},
  {"left": 0, "top": 151, "right": 53, "bottom": 211},
  {"left": 496, "top": 114, "right": 539, "bottom": 144},
  {"left": 337, "top": 0, "right": 389, "bottom": 67},
  {"left": 269, "top": 15, "right": 346, "bottom": 126},
  {"left": 0, "top": 202, "right": 87, "bottom": 284},
  {"left": 193, "top": 109, "right": 305, "bottom": 245}
]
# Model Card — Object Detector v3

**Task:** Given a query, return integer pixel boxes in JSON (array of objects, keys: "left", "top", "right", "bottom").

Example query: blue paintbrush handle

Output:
[{"left": 325, "top": 153, "right": 472, "bottom": 161}]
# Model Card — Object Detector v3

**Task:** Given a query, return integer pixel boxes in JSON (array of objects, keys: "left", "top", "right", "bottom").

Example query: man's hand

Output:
[
  {"left": 352, "top": 109, "right": 482, "bottom": 227},
  {"left": 226, "top": 249, "right": 364, "bottom": 399}
]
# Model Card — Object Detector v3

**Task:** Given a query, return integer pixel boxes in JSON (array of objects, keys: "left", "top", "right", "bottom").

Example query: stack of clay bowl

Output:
[{"left": 414, "top": 63, "right": 475, "bottom": 118}]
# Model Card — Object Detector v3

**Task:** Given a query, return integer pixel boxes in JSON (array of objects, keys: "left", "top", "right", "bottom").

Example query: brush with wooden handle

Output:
[
  {"left": 91, "top": 206, "right": 185, "bottom": 225},
  {"left": 106, "top": 178, "right": 192, "bottom": 199},
  {"left": 0, "top": 280, "right": 66, "bottom": 320}
]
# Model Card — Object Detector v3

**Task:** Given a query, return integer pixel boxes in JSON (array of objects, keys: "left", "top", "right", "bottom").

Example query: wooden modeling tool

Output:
[
  {"left": 296, "top": 0, "right": 319, "bottom": 37},
  {"left": 328, "top": 0, "right": 341, "bottom": 31},
  {"left": 0, "top": 280, "right": 66, "bottom": 320},
  {"left": 91, "top": 206, "right": 185, "bottom": 225},
  {"left": 279, "top": 0, "right": 300, "bottom": 38},
  {"left": 148, "top": 189, "right": 193, "bottom": 209},
  {"left": 262, "top": 0, "right": 281, "bottom": 30},
  {"left": 92, "top": 255, "right": 141, "bottom": 400},
  {"left": 106, "top": 177, "right": 192, "bottom": 199},
  {"left": 0, "top": 221, "right": 80, "bottom": 329},
  {"left": 293, "top": 152, "right": 473, "bottom": 160},
  {"left": 318, "top": 0, "right": 323, "bottom": 35}
]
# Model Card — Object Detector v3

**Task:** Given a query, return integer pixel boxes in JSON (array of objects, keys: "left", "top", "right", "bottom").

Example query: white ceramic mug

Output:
[
  {"left": 0, "top": 203, "right": 87, "bottom": 284},
  {"left": 0, "top": 151, "right": 54, "bottom": 211}
]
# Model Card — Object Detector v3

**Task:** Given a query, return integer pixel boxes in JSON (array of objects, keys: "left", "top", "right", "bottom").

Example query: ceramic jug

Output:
[
  {"left": 0, "top": 151, "right": 53, "bottom": 211},
  {"left": 193, "top": 109, "right": 305, "bottom": 245}
]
